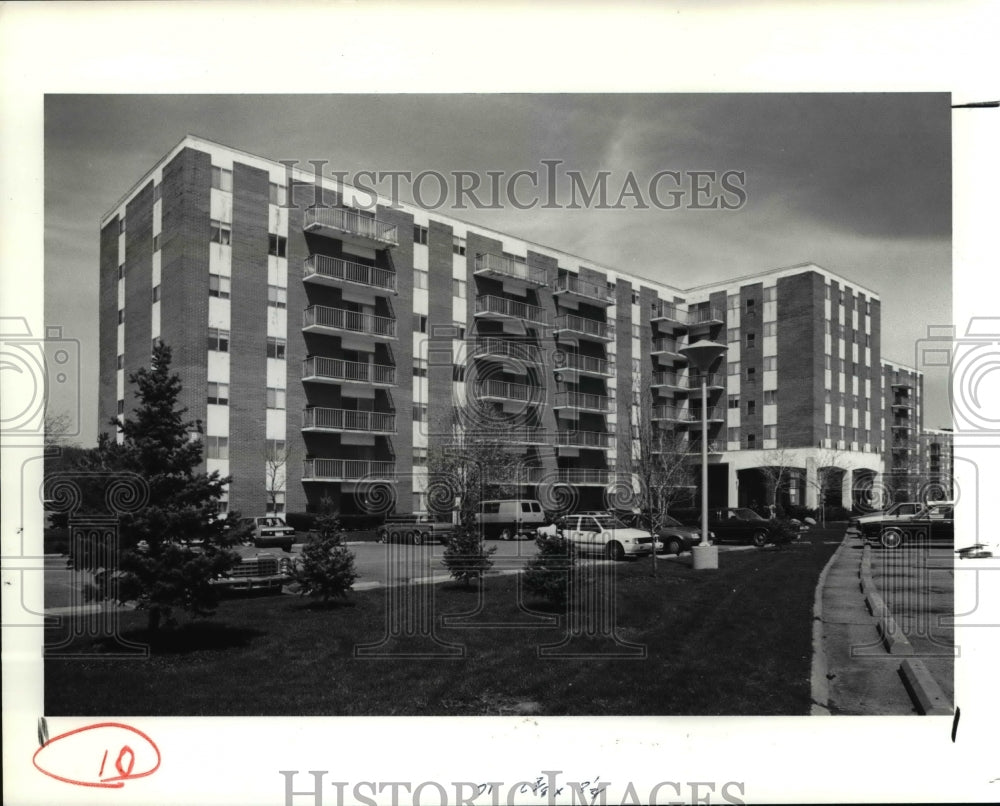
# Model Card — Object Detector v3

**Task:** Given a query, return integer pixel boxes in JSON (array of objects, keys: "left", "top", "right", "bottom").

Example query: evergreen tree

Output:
[
  {"left": 291, "top": 503, "right": 358, "bottom": 603},
  {"left": 85, "top": 343, "right": 238, "bottom": 632}
]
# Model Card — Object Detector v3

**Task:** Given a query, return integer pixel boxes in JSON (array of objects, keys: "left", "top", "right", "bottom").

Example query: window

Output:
[
  {"left": 453, "top": 279, "right": 467, "bottom": 298},
  {"left": 413, "top": 358, "right": 428, "bottom": 378},
  {"left": 763, "top": 286, "right": 776, "bottom": 302},
  {"left": 209, "top": 274, "right": 231, "bottom": 299},
  {"left": 763, "top": 355, "right": 777, "bottom": 371},
  {"left": 632, "top": 291, "right": 639, "bottom": 305},
  {"left": 266, "top": 387, "right": 286, "bottom": 409},
  {"left": 266, "top": 492, "right": 286, "bottom": 516},
  {"left": 632, "top": 324, "right": 641, "bottom": 338},
  {"left": 824, "top": 321, "right": 831, "bottom": 335},
  {"left": 266, "top": 337, "right": 286, "bottom": 359},
  {"left": 208, "top": 328, "right": 230, "bottom": 352},
  {"left": 764, "top": 390, "right": 777, "bottom": 405},
  {"left": 745, "top": 332, "right": 756, "bottom": 350},
  {"left": 414, "top": 269, "right": 428, "bottom": 289},
  {"left": 728, "top": 395, "right": 739, "bottom": 409},
  {"left": 153, "top": 184, "right": 161, "bottom": 203},
  {"left": 151, "top": 285, "right": 161, "bottom": 302},
  {"left": 269, "top": 182, "right": 287, "bottom": 206},
  {"left": 413, "top": 448, "right": 428, "bottom": 467},
  {"left": 208, "top": 382, "right": 230, "bottom": 405},
  {"left": 119, "top": 217, "right": 126, "bottom": 234},
  {"left": 745, "top": 433, "right": 756, "bottom": 448},
  {"left": 825, "top": 390, "right": 832, "bottom": 403},
  {"left": 727, "top": 427, "right": 740, "bottom": 442},
  {"left": 268, "top": 234, "right": 287, "bottom": 258},
  {"left": 117, "top": 309, "right": 125, "bottom": 324},
  {"left": 454, "top": 326, "right": 466, "bottom": 341},
  {"left": 267, "top": 285, "right": 287, "bottom": 309},
  {"left": 153, "top": 234, "right": 160, "bottom": 252},
  {"left": 727, "top": 361, "right": 740, "bottom": 375},
  {"left": 746, "top": 400, "right": 756, "bottom": 415},
  {"left": 116, "top": 354, "right": 124, "bottom": 370},
  {"left": 412, "top": 403, "right": 428, "bottom": 423},
  {"left": 266, "top": 439, "right": 286, "bottom": 459},
  {"left": 825, "top": 356, "right": 831, "bottom": 370},
  {"left": 727, "top": 327, "right": 739, "bottom": 343},
  {"left": 763, "top": 322, "right": 777, "bottom": 337},
  {"left": 764, "top": 425, "right": 777, "bottom": 440},
  {"left": 211, "top": 166, "right": 233, "bottom": 192},
  {"left": 745, "top": 298, "right": 755, "bottom": 311},
  {"left": 838, "top": 289, "right": 845, "bottom": 305},
  {"left": 117, "top": 263, "right": 125, "bottom": 281},
  {"left": 452, "top": 365, "right": 466, "bottom": 382},
  {"left": 727, "top": 294, "right": 739, "bottom": 311},
  {"left": 116, "top": 399, "right": 125, "bottom": 416},
  {"left": 452, "top": 236, "right": 466, "bottom": 256},
  {"left": 210, "top": 219, "right": 231, "bottom": 245},
  {"left": 414, "top": 315, "right": 427, "bottom": 333},
  {"left": 825, "top": 285, "right": 831, "bottom": 300},
  {"left": 413, "top": 225, "right": 428, "bottom": 245},
  {"left": 206, "top": 436, "right": 229, "bottom": 460}
]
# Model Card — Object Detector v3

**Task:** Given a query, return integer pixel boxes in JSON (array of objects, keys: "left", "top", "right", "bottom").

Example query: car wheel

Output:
[
  {"left": 751, "top": 530, "right": 768, "bottom": 548},
  {"left": 881, "top": 528, "right": 903, "bottom": 550},
  {"left": 499, "top": 528, "right": 512, "bottom": 541},
  {"left": 665, "top": 537, "right": 683, "bottom": 556},
  {"left": 376, "top": 529, "right": 389, "bottom": 544},
  {"left": 605, "top": 541, "right": 625, "bottom": 561},
  {"left": 409, "top": 530, "right": 422, "bottom": 545}
]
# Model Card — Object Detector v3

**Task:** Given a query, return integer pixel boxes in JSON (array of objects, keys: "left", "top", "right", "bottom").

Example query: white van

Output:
[{"left": 476, "top": 499, "right": 546, "bottom": 540}]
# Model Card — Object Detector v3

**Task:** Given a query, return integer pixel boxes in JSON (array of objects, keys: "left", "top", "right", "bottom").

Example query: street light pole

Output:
[{"left": 679, "top": 339, "right": 728, "bottom": 571}]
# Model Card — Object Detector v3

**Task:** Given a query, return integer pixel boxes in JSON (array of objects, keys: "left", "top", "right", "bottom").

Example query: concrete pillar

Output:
[
  {"left": 841, "top": 468, "right": 853, "bottom": 510},
  {"left": 805, "top": 460, "right": 818, "bottom": 509},
  {"left": 727, "top": 464, "right": 738, "bottom": 508}
]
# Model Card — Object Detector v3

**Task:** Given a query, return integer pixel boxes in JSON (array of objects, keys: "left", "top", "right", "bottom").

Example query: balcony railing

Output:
[
  {"left": 652, "top": 404, "right": 685, "bottom": 421},
  {"left": 303, "top": 255, "right": 396, "bottom": 292},
  {"left": 302, "top": 407, "right": 396, "bottom": 433},
  {"left": 302, "top": 459, "right": 396, "bottom": 481},
  {"left": 650, "top": 300, "right": 687, "bottom": 323},
  {"left": 554, "top": 313, "right": 614, "bottom": 341},
  {"left": 890, "top": 421, "right": 914, "bottom": 431},
  {"left": 551, "top": 275, "right": 615, "bottom": 304},
  {"left": 687, "top": 306, "right": 726, "bottom": 326},
  {"left": 684, "top": 407, "right": 726, "bottom": 423},
  {"left": 684, "top": 441, "right": 723, "bottom": 454},
  {"left": 556, "top": 352, "right": 614, "bottom": 376},
  {"left": 652, "top": 336, "right": 687, "bottom": 356},
  {"left": 474, "top": 379, "right": 539, "bottom": 403},
  {"left": 651, "top": 371, "right": 685, "bottom": 389},
  {"left": 303, "top": 206, "right": 398, "bottom": 246},
  {"left": 474, "top": 252, "right": 547, "bottom": 286},
  {"left": 302, "top": 356, "right": 396, "bottom": 386},
  {"left": 475, "top": 295, "right": 549, "bottom": 326},
  {"left": 303, "top": 305, "right": 396, "bottom": 338},
  {"left": 556, "top": 468, "right": 613, "bottom": 485},
  {"left": 685, "top": 373, "right": 726, "bottom": 389},
  {"left": 506, "top": 427, "right": 548, "bottom": 445},
  {"left": 555, "top": 429, "right": 614, "bottom": 449},
  {"left": 553, "top": 390, "right": 612, "bottom": 411},
  {"left": 473, "top": 337, "right": 543, "bottom": 364},
  {"left": 891, "top": 399, "right": 913, "bottom": 410}
]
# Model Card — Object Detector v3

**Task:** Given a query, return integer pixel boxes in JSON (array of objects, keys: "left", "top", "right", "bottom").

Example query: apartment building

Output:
[
  {"left": 919, "top": 428, "right": 954, "bottom": 501},
  {"left": 98, "top": 135, "right": 922, "bottom": 518}
]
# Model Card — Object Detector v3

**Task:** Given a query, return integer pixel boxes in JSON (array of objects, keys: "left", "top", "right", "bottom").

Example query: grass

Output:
[{"left": 44, "top": 529, "right": 843, "bottom": 716}]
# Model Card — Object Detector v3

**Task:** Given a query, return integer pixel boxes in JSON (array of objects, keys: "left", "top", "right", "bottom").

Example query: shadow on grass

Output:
[
  {"left": 101, "top": 620, "right": 266, "bottom": 655},
  {"left": 290, "top": 597, "right": 358, "bottom": 612}
]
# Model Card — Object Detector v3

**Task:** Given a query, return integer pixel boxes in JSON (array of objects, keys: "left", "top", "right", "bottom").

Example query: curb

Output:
[
  {"left": 860, "top": 542, "right": 951, "bottom": 714},
  {"left": 810, "top": 532, "right": 852, "bottom": 715}
]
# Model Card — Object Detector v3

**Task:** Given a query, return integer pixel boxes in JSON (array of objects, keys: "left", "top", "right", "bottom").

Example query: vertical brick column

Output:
[
  {"left": 97, "top": 219, "right": 120, "bottom": 438},
  {"left": 777, "top": 271, "right": 824, "bottom": 448},
  {"left": 122, "top": 183, "right": 154, "bottom": 421}
]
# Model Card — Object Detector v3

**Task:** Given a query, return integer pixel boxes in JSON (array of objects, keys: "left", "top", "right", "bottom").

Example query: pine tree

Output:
[
  {"left": 291, "top": 503, "right": 358, "bottom": 603},
  {"left": 88, "top": 343, "right": 238, "bottom": 632}
]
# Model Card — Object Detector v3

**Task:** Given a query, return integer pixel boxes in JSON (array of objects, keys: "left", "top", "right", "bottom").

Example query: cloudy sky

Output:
[{"left": 45, "top": 93, "right": 952, "bottom": 443}]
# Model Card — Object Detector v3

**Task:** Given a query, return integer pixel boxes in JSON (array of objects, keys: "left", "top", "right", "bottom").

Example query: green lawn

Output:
[{"left": 45, "top": 529, "right": 842, "bottom": 716}]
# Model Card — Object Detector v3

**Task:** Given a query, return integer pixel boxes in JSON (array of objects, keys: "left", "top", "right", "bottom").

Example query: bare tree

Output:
[
  {"left": 264, "top": 441, "right": 293, "bottom": 515},
  {"left": 758, "top": 447, "right": 801, "bottom": 518},
  {"left": 44, "top": 410, "right": 76, "bottom": 448},
  {"left": 805, "top": 448, "right": 854, "bottom": 525}
]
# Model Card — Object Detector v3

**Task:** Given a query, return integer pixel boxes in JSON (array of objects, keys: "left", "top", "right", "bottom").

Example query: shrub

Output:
[
  {"left": 523, "top": 534, "right": 576, "bottom": 608},
  {"left": 442, "top": 526, "right": 496, "bottom": 586},
  {"left": 823, "top": 505, "right": 851, "bottom": 523},
  {"left": 767, "top": 520, "right": 800, "bottom": 547},
  {"left": 291, "top": 515, "right": 357, "bottom": 603}
]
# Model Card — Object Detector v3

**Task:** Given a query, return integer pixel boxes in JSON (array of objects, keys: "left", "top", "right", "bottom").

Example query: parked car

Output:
[
  {"left": 857, "top": 502, "right": 955, "bottom": 549},
  {"left": 238, "top": 516, "right": 297, "bottom": 551},
  {"left": 610, "top": 509, "right": 709, "bottom": 554},
  {"left": 538, "top": 512, "right": 655, "bottom": 560},
  {"left": 477, "top": 499, "right": 547, "bottom": 540},
  {"left": 847, "top": 501, "right": 929, "bottom": 535},
  {"left": 211, "top": 544, "right": 291, "bottom": 595},
  {"left": 376, "top": 514, "right": 457, "bottom": 545},
  {"left": 673, "top": 507, "right": 800, "bottom": 548}
]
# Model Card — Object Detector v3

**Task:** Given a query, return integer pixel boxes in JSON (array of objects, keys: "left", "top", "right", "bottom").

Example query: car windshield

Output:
[
  {"left": 732, "top": 508, "right": 765, "bottom": 521},
  {"left": 593, "top": 515, "right": 628, "bottom": 530},
  {"left": 659, "top": 515, "right": 682, "bottom": 527}
]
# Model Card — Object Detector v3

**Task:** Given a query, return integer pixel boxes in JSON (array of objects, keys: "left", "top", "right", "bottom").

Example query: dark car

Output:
[
  {"left": 210, "top": 544, "right": 292, "bottom": 595},
  {"left": 376, "top": 514, "right": 457, "bottom": 545},
  {"left": 238, "top": 516, "right": 296, "bottom": 551},
  {"left": 653, "top": 514, "right": 705, "bottom": 555},
  {"left": 674, "top": 507, "right": 795, "bottom": 548},
  {"left": 859, "top": 502, "right": 955, "bottom": 549}
]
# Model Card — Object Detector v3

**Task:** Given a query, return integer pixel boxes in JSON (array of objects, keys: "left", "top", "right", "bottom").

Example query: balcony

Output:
[
  {"left": 685, "top": 373, "right": 726, "bottom": 391},
  {"left": 474, "top": 252, "right": 547, "bottom": 286},
  {"left": 556, "top": 468, "right": 614, "bottom": 486},
  {"left": 650, "top": 300, "right": 688, "bottom": 331},
  {"left": 555, "top": 429, "right": 614, "bottom": 450},
  {"left": 684, "top": 441, "right": 724, "bottom": 455},
  {"left": 551, "top": 275, "right": 615, "bottom": 306},
  {"left": 890, "top": 380, "right": 913, "bottom": 390},
  {"left": 651, "top": 371, "right": 687, "bottom": 393},
  {"left": 472, "top": 338, "right": 543, "bottom": 367},
  {"left": 302, "top": 459, "right": 396, "bottom": 482},
  {"left": 303, "top": 206, "right": 398, "bottom": 248},
  {"left": 302, "top": 356, "right": 396, "bottom": 386},
  {"left": 303, "top": 255, "right": 397, "bottom": 294},
  {"left": 652, "top": 404, "right": 686, "bottom": 422},
  {"left": 474, "top": 295, "right": 548, "bottom": 326},
  {"left": 651, "top": 336, "right": 688, "bottom": 364},
  {"left": 554, "top": 352, "right": 614, "bottom": 378},
  {"left": 506, "top": 426, "right": 549, "bottom": 446},
  {"left": 552, "top": 390, "right": 612, "bottom": 413},
  {"left": 473, "top": 379, "right": 541, "bottom": 405},
  {"left": 301, "top": 407, "right": 396, "bottom": 434},
  {"left": 891, "top": 421, "right": 914, "bottom": 432},
  {"left": 686, "top": 306, "right": 726, "bottom": 329},
  {"left": 891, "top": 399, "right": 913, "bottom": 410},
  {"left": 302, "top": 305, "right": 396, "bottom": 340},
  {"left": 553, "top": 313, "right": 614, "bottom": 343},
  {"left": 682, "top": 408, "right": 726, "bottom": 427}
]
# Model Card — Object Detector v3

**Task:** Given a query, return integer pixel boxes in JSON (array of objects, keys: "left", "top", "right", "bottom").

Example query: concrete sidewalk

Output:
[{"left": 814, "top": 534, "right": 918, "bottom": 715}]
